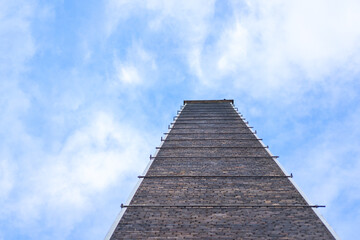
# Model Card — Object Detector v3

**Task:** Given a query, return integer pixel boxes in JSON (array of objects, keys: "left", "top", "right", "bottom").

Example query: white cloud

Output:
[
  {"left": 115, "top": 63, "right": 141, "bottom": 84},
  {"left": 1, "top": 0, "right": 359, "bottom": 239},
  {"left": 0, "top": 0, "right": 36, "bottom": 74},
  {"left": 188, "top": 0, "right": 360, "bottom": 99},
  {"left": 0, "top": 0, "right": 37, "bottom": 204},
  {"left": 104, "top": 0, "right": 137, "bottom": 37},
  {"left": 287, "top": 108, "right": 360, "bottom": 239},
  {"left": 38, "top": 111, "right": 148, "bottom": 202},
  {"left": 112, "top": 42, "right": 157, "bottom": 86},
  {"left": 217, "top": 20, "right": 248, "bottom": 73},
  {"left": 146, "top": 0, "right": 216, "bottom": 82},
  {"left": 102, "top": 0, "right": 360, "bottom": 101},
  {"left": 0, "top": 3, "right": 157, "bottom": 237},
  {"left": 1, "top": 111, "right": 152, "bottom": 239},
  {"left": 0, "top": 159, "right": 14, "bottom": 200},
  {"left": 105, "top": 0, "right": 215, "bottom": 82},
  {"left": 106, "top": 0, "right": 214, "bottom": 38}
]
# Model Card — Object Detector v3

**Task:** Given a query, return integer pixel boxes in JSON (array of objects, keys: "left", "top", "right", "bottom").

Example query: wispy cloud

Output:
[
  {"left": 1, "top": 1, "right": 359, "bottom": 239},
  {"left": 112, "top": 42, "right": 156, "bottom": 86},
  {"left": 188, "top": 0, "right": 360, "bottom": 100},
  {"left": 0, "top": 1, "right": 155, "bottom": 239},
  {"left": 0, "top": 0, "right": 37, "bottom": 205},
  {"left": 1, "top": 110, "right": 153, "bottom": 239},
  {"left": 0, "top": 0, "right": 36, "bottom": 74},
  {"left": 115, "top": 63, "right": 142, "bottom": 84},
  {"left": 105, "top": 0, "right": 215, "bottom": 83},
  {"left": 287, "top": 107, "right": 360, "bottom": 239}
]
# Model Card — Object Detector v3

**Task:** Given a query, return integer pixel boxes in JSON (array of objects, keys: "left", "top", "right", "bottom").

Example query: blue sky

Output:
[{"left": 1, "top": 0, "right": 360, "bottom": 239}]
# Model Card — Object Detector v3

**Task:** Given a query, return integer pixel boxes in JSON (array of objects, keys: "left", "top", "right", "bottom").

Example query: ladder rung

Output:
[
  {"left": 150, "top": 156, "right": 279, "bottom": 159},
  {"left": 170, "top": 126, "right": 252, "bottom": 129},
  {"left": 138, "top": 174, "right": 292, "bottom": 178},
  {"left": 121, "top": 204, "right": 325, "bottom": 208},
  {"left": 164, "top": 132, "right": 255, "bottom": 135},
  {"left": 162, "top": 138, "right": 262, "bottom": 141},
  {"left": 156, "top": 146, "right": 268, "bottom": 149}
]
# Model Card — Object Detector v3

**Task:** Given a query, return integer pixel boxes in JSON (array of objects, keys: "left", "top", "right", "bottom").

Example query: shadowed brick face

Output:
[{"left": 110, "top": 100, "right": 335, "bottom": 239}]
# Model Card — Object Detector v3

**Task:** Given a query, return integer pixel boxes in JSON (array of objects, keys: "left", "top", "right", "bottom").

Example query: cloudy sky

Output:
[{"left": 1, "top": 0, "right": 360, "bottom": 239}]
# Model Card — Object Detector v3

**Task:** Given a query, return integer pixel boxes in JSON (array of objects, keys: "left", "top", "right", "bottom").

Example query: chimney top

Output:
[{"left": 183, "top": 99, "right": 234, "bottom": 104}]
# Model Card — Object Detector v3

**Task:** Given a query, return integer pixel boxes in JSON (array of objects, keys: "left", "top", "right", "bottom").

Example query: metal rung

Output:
[
  {"left": 183, "top": 107, "right": 234, "bottom": 109},
  {"left": 138, "top": 174, "right": 293, "bottom": 178},
  {"left": 170, "top": 126, "right": 253, "bottom": 129},
  {"left": 182, "top": 110, "right": 236, "bottom": 112},
  {"left": 162, "top": 138, "right": 263, "bottom": 141},
  {"left": 171, "top": 123, "right": 248, "bottom": 127},
  {"left": 150, "top": 155, "right": 279, "bottom": 159},
  {"left": 177, "top": 117, "right": 244, "bottom": 120},
  {"left": 174, "top": 116, "right": 242, "bottom": 120},
  {"left": 179, "top": 111, "right": 238, "bottom": 114},
  {"left": 181, "top": 109, "right": 237, "bottom": 111},
  {"left": 179, "top": 115, "right": 240, "bottom": 117},
  {"left": 180, "top": 113, "right": 243, "bottom": 117},
  {"left": 164, "top": 132, "right": 255, "bottom": 135},
  {"left": 180, "top": 112, "right": 239, "bottom": 114},
  {"left": 173, "top": 120, "right": 246, "bottom": 124},
  {"left": 121, "top": 204, "right": 325, "bottom": 208},
  {"left": 156, "top": 146, "right": 268, "bottom": 149},
  {"left": 176, "top": 119, "right": 245, "bottom": 122},
  {"left": 179, "top": 111, "right": 239, "bottom": 113},
  {"left": 173, "top": 121, "right": 249, "bottom": 125},
  {"left": 184, "top": 106, "right": 233, "bottom": 108}
]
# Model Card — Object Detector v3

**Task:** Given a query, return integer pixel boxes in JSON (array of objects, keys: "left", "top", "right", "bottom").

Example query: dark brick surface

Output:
[
  {"left": 131, "top": 178, "right": 306, "bottom": 205},
  {"left": 110, "top": 102, "right": 335, "bottom": 239},
  {"left": 147, "top": 157, "right": 285, "bottom": 176},
  {"left": 115, "top": 208, "right": 333, "bottom": 239}
]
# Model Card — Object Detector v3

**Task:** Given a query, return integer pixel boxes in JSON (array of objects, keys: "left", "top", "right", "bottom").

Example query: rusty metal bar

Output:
[
  {"left": 138, "top": 174, "right": 293, "bottom": 178},
  {"left": 156, "top": 146, "right": 269, "bottom": 149},
  {"left": 164, "top": 132, "right": 256, "bottom": 135},
  {"left": 162, "top": 138, "right": 262, "bottom": 141},
  {"left": 169, "top": 127, "right": 253, "bottom": 129},
  {"left": 121, "top": 204, "right": 325, "bottom": 208},
  {"left": 172, "top": 121, "right": 249, "bottom": 124},
  {"left": 175, "top": 119, "right": 244, "bottom": 122},
  {"left": 149, "top": 155, "right": 279, "bottom": 159}
]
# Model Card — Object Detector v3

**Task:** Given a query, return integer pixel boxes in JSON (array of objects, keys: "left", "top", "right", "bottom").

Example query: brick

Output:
[{"left": 109, "top": 101, "right": 335, "bottom": 240}]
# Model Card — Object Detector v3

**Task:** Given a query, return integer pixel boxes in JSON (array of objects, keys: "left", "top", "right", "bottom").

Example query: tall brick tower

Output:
[{"left": 106, "top": 99, "right": 337, "bottom": 239}]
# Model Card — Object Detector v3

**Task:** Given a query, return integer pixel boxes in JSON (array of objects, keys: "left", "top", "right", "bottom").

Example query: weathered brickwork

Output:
[{"left": 110, "top": 100, "right": 335, "bottom": 239}]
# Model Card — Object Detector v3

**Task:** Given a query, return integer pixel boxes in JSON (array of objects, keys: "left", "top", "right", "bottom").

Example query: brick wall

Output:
[{"left": 110, "top": 101, "right": 335, "bottom": 239}]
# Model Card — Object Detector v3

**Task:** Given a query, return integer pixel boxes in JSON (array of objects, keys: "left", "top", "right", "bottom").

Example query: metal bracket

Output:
[
  {"left": 156, "top": 146, "right": 269, "bottom": 149},
  {"left": 121, "top": 204, "right": 325, "bottom": 209},
  {"left": 138, "top": 174, "right": 293, "bottom": 178},
  {"left": 150, "top": 156, "right": 279, "bottom": 160}
]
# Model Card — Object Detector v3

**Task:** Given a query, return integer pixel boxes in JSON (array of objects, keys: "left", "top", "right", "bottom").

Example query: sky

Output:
[{"left": 1, "top": 0, "right": 360, "bottom": 239}]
